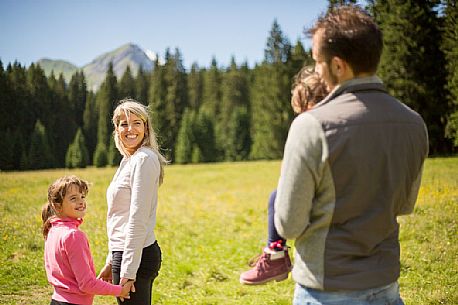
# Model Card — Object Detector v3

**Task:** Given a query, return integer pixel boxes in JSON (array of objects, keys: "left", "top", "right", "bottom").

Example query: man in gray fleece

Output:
[{"left": 274, "top": 5, "right": 428, "bottom": 305}]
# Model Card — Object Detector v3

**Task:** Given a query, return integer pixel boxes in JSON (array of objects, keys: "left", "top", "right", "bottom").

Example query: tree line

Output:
[{"left": 0, "top": 0, "right": 457, "bottom": 171}]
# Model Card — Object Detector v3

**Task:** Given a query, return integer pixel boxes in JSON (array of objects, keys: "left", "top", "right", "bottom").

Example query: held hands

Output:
[
  {"left": 119, "top": 280, "right": 132, "bottom": 300},
  {"left": 97, "top": 264, "right": 135, "bottom": 302},
  {"left": 97, "top": 263, "right": 113, "bottom": 283},
  {"left": 119, "top": 278, "right": 135, "bottom": 302}
]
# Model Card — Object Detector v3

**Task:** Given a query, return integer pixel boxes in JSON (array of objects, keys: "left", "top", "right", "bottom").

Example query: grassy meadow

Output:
[{"left": 0, "top": 158, "right": 457, "bottom": 305}]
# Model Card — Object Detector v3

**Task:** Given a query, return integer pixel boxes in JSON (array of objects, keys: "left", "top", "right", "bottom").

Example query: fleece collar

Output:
[{"left": 50, "top": 217, "right": 83, "bottom": 228}]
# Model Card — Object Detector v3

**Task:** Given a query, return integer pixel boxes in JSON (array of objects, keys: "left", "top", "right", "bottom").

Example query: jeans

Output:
[
  {"left": 293, "top": 282, "right": 404, "bottom": 305},
  {"left": 267, "top": 189, "right": 287, "bottom": 246},
  {"left": 112, "top": 241, "right": 162, "bottom": 305}
]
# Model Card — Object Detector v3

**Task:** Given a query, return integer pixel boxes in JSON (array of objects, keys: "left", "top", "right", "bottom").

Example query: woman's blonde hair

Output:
[
  {"left": 112, "top": 98, "right": 167, "bottom": 184},
  {"left": 41, "top": 175, "right": 89, "bottom": 239}
]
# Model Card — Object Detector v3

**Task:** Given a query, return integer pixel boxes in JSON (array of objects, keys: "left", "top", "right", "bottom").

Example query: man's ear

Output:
[
  {"left": 331, "top": 57, "right": 343, "bottom": 75},
  {"left": 331, "top": 56, "right": 354, "bottom": 81}
]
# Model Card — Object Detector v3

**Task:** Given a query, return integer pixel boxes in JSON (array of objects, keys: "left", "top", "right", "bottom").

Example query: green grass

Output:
[{"left": 0, "top": 158, "right": 456, "bottom": 304}]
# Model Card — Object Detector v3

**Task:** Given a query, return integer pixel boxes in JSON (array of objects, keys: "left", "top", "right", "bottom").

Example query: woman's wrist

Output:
[{"left": 121, "top": 279, "right": 134, "bottom": 286}]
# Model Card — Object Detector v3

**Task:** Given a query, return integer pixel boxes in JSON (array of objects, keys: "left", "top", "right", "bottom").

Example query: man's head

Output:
[{"left": 307, "top": 5, "right": 383, "bottom": 88}]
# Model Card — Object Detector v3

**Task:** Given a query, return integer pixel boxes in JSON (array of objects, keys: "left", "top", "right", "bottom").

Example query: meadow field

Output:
[{"left": 0, "top": 158, "right": 456, "bottom": 305}]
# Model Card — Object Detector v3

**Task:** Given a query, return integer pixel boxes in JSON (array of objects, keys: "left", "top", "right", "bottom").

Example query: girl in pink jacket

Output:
[{"left": 42, "top": 175, "right": 131, "bottom": 305}]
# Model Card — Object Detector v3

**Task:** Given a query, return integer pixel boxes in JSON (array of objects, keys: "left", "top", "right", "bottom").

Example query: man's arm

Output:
[{"left": 275, "top": 113, "right": 327, "bottom": 239}]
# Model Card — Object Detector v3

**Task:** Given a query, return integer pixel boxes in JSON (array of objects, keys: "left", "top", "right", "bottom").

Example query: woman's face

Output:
[{"left": 117, "top": 112, "right": 145, "bottom": 155}]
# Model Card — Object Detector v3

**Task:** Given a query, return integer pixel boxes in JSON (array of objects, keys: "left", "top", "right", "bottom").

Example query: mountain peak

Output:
[
  {"left": 34, "top": 43, "right": 155, "bottom": 91},
  {"left": 83, "top": 43, "right": 154, "bottom": 91},
  {"left": 113, "top": 43, "right": 143, "bottom": 55}
]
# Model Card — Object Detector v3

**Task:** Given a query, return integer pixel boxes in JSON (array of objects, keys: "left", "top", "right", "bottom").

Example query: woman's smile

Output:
[{"left": 117, "top": 112, "right": 146, "bottom": 155}]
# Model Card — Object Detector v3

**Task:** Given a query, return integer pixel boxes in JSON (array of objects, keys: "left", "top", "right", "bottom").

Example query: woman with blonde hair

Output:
[{"left": 98, "top": 98, "right": 167, "bottom": 305}]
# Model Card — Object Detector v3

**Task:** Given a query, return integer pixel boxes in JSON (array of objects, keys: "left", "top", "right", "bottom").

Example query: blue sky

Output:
[{"left": 0, "top": 0, "right": 329, "bottom": 69}]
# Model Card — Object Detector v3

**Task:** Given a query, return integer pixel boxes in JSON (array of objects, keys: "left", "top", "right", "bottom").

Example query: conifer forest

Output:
[{"left": 1, "top": 0, "right": 457, "bottom": 171}]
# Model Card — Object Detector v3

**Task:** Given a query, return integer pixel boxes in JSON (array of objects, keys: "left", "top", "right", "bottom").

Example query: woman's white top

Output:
[{"left": 106, "top": 146, "right": 160, "bottom": 280}]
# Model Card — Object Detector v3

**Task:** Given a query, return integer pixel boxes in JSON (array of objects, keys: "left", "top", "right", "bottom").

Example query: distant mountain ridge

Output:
[
  {"left": 37, "top": 43, "right": 155, "bottom": 91},
  {"left": 36, "top": 58, "right": 79, "bottom": 81}
]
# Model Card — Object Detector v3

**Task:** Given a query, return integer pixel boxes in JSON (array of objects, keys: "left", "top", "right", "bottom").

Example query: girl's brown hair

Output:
[
  {"left": 41, "top": 176, "right": 89, "bottom": 239},
  {"left": 291, "top": 66, "right": 329, "bottom": 113}
]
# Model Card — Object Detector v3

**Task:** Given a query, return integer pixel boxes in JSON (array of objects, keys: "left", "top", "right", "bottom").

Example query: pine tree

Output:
[
  {"left": 290, "top": 39, "right": 313, "bottom": 77},
  {"left": 226, "top": 106, "right": 251, "bottom": 161},
  {"left": 13, "top": 131, "right": 26, "bottom": 170},
  {"left": 108, "top": 136, "right": 122, "bottom": 166},
  {"left": 68, "top": 71, "right": 87, "bottom": 128},
  {"left": 5, "top": 62, "right": 30, "bottom": 170},
  {"left": 148, "top": 58, "right": 169, "bottom": 153},
  {"left": 201, "top": 58, "right": 222, "bottom": 119},
  {"left": 0, "top": 61, "right": 14, "bottom": 170},
  {"left": 264, "top": 19, "right": 291, "bottom": 64},
  {"left": 251, "top": 20, "right": 293, "bottom": 159},
  {"left": 83, "top": 91, "right": 98, "bottom": 164},
  {"left": 175, "top": 109, "right": 195, "bottom": 164},
  {"left": 29, "top": 63, "right": 52, "bottom": 127},
  {"left": 28, "top": 120, "right": 53, "bottom": 169},
  {"left": 191, "top": 145, "right": 203, "bottom": 164},
  {"left": 20, "top": 150, "right": 28, "bottom": 170},
  {"left": 188, "top": 62, "right": 203, "bottom": 110},
  {"left": 370, "top": 0, "right": 451, "bottom": 154},
  {"left": 119, "top": 65, "right": 136, "bottom": 99},
  {"left": 218, "top": 57, "right": 250, "bottom": 160},
  {"left": 0, "top": 61, "right": 9, "bottom": 133},
  {"left": 95, "top": 62, "right": 118, "bottom": 162},
  {"left": 193, "top": 110, "right": 217, "bottom": 162},
  {"left": 46, "top": 71, "right": 59, "bottom": 164},
  {"left": 65, "top": 128, "right": 89, "bottom": 168},
  {"left": 49, "top": 73, "right": 75, "bottom": 167},
  {"left": 443, "top": 0, "right": 458, "bottom": 148},
  {"left": 28, "top": 63, "right": 55, "bottom": 167},
  {"left": 7, "top": 62, "right": 33, "bottom": 168},
  {"left": 135, "top": 66, "right": 149, "bottom": 105},
  {"left": 199, "top": 58, "right": 222, "bottom": 160},
  {"left": 0, "top": 129, "right": 15, "bottom": 170},
  {"left": 93, "top": 142, "right": 108, "bottom": 168},
  {"left": 163, "top": 48, "right": 188, "bottom": 159},
  {"left": 93, "top": 61, "right": 117, "bottom": 167}
]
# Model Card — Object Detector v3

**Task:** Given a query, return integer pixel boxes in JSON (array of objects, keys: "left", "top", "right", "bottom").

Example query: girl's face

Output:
[
  {"left": 59, "top": 184, "right": 87, "bottom": 219},
  {"left": 117, "top": 112, "right": 145, "bottom": 155}
]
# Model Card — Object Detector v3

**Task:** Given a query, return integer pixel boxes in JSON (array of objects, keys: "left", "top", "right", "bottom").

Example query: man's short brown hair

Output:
[{"left": 307, "top": 5, "right": 383, "bottom": 75}]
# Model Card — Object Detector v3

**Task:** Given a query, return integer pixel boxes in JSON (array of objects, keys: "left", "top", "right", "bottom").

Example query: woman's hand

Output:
[
  {"left": 119, "top": 281, "right": 132, "bottom": 300},
  {"left": 97, "top": 263, "right": 113, "bottom": 283},
  {"left": 119, "top": 278, "right": 135, "bottom": 302}
]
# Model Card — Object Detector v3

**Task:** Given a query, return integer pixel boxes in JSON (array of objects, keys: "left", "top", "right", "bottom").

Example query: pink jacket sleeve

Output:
[{"left": 65, "top": 230, "right": 122, "bottom": 296}]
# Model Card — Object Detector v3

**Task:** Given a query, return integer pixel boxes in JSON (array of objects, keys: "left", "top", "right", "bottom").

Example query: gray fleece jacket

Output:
[{"left": 274, "top": 76, "right": 428, "bottom": 291}]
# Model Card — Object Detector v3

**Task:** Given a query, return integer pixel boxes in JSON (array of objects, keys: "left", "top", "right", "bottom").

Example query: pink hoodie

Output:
[{"left": 44, "top": 217, "right": 122, "bottom": 305}]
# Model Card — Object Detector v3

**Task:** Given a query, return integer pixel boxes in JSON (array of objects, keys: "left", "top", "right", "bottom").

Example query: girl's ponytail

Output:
[{"left": 41, "top": 202, "right": 55, "bottom": 239}]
